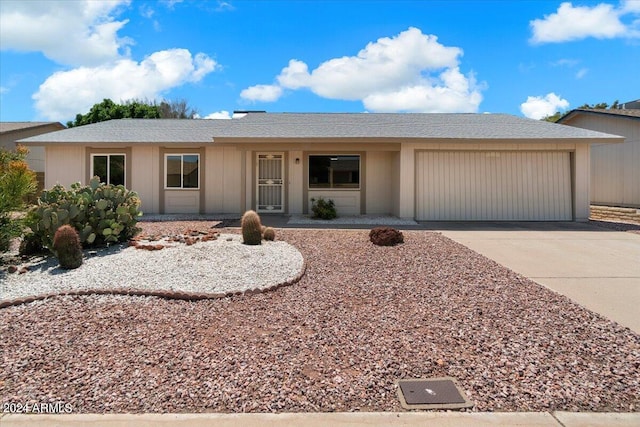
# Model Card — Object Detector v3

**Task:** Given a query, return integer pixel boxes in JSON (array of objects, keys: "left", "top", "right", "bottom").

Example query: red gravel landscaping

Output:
[{"left": 1, "top": 225, "right": 638, "bottom": 413}]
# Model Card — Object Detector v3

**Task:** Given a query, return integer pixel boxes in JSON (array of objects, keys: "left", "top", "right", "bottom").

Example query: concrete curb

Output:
[{"left": 1, "top": 412, "right": 639, "bottom": 427}]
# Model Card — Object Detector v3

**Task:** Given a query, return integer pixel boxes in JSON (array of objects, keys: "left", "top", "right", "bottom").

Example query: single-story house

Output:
[
  {"left": 0, "top": 121, "right": 65, "bottom": 191},
  {"left": 19, "top": 112, "right": 624, "bottom": 221},
  {"left": 557, "top": 107, "right": 640, "bottom": 208}
]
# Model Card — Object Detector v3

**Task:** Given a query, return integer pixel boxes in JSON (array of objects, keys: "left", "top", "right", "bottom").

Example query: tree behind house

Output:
[
  {"left": 67, "top": 98, "right": 198, "bottom": 127},
  {"left": 542, "top": 99, "right": 621, "bottom": 122}
]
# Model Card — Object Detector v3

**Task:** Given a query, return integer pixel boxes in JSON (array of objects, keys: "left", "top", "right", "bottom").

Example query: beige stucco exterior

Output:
[
  {"left": 560, "top": 112, "right": 640, "bottom": 208},
  {"left": 37, "top": 138, "right": 596, "bottom": 221}
]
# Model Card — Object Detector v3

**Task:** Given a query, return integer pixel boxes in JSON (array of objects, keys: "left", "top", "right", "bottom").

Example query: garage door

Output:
[{"left": 416, "top": 151, "right": 572, "bottom": 221}]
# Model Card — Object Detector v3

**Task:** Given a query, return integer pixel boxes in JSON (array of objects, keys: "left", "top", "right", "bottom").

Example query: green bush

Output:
[
  {"left": 241, "top": 210, "right": 262, "bottom": 245},
  {"left": 26, "top": 176, "right": 142, "bottom": 251},
  {"left": 52, "top": 225, "right": 83, "bottom": 269},
  {"left": 311, "top": 197, "right": 337, "bottom": 220},
  {"left": 0, "top": 145, "right": 37, "bottom": 252}
]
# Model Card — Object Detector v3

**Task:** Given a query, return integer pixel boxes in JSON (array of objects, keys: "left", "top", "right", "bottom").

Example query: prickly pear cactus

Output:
[{"left": 26, "top": 176, "right": 141, "bottom": 250}]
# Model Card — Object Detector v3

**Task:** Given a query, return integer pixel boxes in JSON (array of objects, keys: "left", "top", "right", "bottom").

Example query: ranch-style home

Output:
[{"left": 19, "top": 112, "right": 623, "bottom": 221}]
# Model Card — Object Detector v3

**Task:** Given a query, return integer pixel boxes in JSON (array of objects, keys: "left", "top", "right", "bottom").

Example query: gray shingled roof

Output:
[
  {"left": 0, "top": 122, "right": 63, "bottom": 134},
  {"left": 18, "top": 119, "right": 222, "bottom": 144},
  {"left": 18, "top": 113, "right": 623, "bottom": 144}
]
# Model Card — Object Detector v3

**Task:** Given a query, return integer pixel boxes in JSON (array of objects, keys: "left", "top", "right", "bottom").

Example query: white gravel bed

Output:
[
  {"left": 288, "top": 214, "right": 418, "bottom": 225},
  {"left": 0, "top": 234, "right": 304, "bottom": 303}
]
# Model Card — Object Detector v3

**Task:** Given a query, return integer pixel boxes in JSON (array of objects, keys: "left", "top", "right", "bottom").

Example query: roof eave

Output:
[
  {"left": 212, "top": 136, "right": 625, "bottom": 145},
  {"left": 558, "top": 109, "right": 640, "bottom": 123}
]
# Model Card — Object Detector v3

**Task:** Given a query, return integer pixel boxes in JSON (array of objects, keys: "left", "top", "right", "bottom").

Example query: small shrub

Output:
[
  {"left": 369, "top": 226, "right": 404, "bottom": 246},
  {"left": 26, "top": 176, "right": 142, "bottom": 251},
  {"left": 52, "top": 225, "right": 83, "bottom": 269},
  {"left": 311, "top": 197, "right": 337, "bottom": 220},
  {"left": 241, "top": 210, "right": 262, "bottom": 245},
  {"left": 19, "top": 232, "right": 43, "bottom": 256},
  {"left": 263, "top": 227, "right": 276, "bottom": 241}
]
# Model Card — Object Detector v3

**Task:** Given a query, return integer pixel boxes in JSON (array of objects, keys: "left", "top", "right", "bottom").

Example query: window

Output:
[
  {"left": 309, "top": 155, "right": 360, "bottom": 189},
  {"left": 91, "top": 154, "right": 125, "bottom": 186},
  {"left": 165, "top": 154, "right": 199, "bottom": 189}
]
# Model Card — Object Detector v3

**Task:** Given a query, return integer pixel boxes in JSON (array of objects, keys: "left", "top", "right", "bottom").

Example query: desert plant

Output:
[
  {"left": 0, "top": 145, "right": 37, "bottom": 252},
  {"left": 241, "top": 210, "right": 262, "bottom": 245},
  {"left": 19, "top": 232, "right": 44, "bottom": 256},
  {"left": 263, "top": 226, "right": 276, "bottom": 241},
  {"left": 310, "top": 197, "right": 337, "bottom": 220},
  {"left": 25, "top": 176, "right": 142, "bottom": 251},
  {"left": 52, "top": 224, "right": 83, "bottom": 269},
  {"left": 369, "top": 226, "right": 404, "bottom": 246}
]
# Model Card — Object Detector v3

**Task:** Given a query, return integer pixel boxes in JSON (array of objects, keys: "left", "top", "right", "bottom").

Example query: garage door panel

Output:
[{"left": 416, "top": 151, "right": 572, "bottom": 221}]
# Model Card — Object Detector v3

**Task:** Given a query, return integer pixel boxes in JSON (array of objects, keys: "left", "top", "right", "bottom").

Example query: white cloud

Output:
[
  {"left": 241, "top": 27, "right": 484, "bottom": 113},
  {"left": 0, "top": 86, "right": 8, "bottom": 95},
  {"left": 622, "top": 0, "right": 640, "bottom": 13},
  {"left": 0, "top": 0, "right": 132, "bottom": 66},
  {"left": 576, "top": 68, "right": 588, "bottom": 79},
  {"left": 530, "top": 2, "right": 636, "bottom": 43},
  {"left": 520, "top": 93, "right": 570, "bottom": 120},
  {"left": 362, "top": 68, "right": 482, "bottom": 113},
  {"left": 202, "top": 110, "right": 232, "bottom": 119},
  {"left": 240, "top": 84, "right": 283, "bottom": 102},
  {"left": 33, "top": 49, "right": 218, "bottom": 121}
]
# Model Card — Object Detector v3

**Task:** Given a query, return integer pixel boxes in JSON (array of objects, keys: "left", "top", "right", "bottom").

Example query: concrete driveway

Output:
[{"left": 423, "top": 222, "right": 640, "bottom": 334}]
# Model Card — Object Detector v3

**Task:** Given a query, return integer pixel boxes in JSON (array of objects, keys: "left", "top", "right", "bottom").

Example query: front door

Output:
[{"left": 256, "top": 153, "right": 284, "bottom": 213}]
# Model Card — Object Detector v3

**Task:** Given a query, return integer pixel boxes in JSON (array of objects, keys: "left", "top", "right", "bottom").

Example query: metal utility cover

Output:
[{"left": 397, "top": 377, "right": 473, "bottom": 410}]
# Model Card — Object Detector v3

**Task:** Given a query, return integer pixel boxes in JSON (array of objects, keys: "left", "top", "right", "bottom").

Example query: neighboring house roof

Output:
[
  {"left": 0, "top": 121, "right": 64, "bottom": 135},
  {"left": 19, "top": 119, "right": 223, "bottom": 144},
  {"left": 558, "top": 108, "right": 640, "bottom": 123},
  {"left": 18, "top": 113, "right": 623, "bottom": 145}
]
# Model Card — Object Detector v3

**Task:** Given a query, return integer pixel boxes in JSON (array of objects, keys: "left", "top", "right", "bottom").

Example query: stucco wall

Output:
[
  {"left": 287, "top": 150, "right": 304, "bottom": 214},
  {"left": 365, "top": 151, "right": 394, "bottom": 215},
  {"left": 45, "top": 145, "right": 84, "bottom": 188},
  {"left": 130, "top": 146, "right": 159, "bottom": 215},
  {"left": 205, "top": 146, "right": 243, "bottom": 214}
]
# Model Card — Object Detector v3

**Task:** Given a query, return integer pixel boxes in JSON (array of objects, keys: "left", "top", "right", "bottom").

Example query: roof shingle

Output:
[{"left": 18, "top": 113, "right": 623, "bottom": 144}]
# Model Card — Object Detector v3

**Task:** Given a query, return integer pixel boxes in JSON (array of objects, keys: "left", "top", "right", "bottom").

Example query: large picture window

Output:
[
  {"left": 165, "top": 154, "right": 199, "bottom": 189},
  {"left": 91, "top": 154, "right": 125, "bottom": 186},
  {"left": 309, "top": 155, "right": 360, "bottom": 189}
]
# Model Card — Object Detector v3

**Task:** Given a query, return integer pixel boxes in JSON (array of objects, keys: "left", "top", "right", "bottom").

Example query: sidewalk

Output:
[{"left": 2, "top": 411, "right": 639, "bottom": 426}]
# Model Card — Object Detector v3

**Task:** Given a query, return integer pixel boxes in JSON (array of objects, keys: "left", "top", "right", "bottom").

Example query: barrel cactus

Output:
[
  {"left": 241, "top": 210, "right": 262, "bottom": 245},
  {"left": 263, "top": 226, "right": 276, "bottom": 241},
  {"left": 52, "top": 225, "right": 83, "bottom": 269}
]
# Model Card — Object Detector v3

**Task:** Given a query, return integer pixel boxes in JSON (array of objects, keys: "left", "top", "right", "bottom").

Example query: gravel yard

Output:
[{"left": 1, "top": 222, "right": 638, "bottom": 413}]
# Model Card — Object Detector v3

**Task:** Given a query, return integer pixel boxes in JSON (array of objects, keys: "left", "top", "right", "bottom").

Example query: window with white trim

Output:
[
  {"left": 309, "top": 155, "right": 360, "bottom": 189},
  {"left": 91, "top": 154, "right": 125, "bottom": 186},
  {"left": 165, "top": 154, "right": 199, "bottom": 189}
]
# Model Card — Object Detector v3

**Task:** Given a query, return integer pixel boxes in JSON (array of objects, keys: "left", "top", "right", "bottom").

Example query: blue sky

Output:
[{"left": 1, "top": 0, "right": 639, "bottom": 124}]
